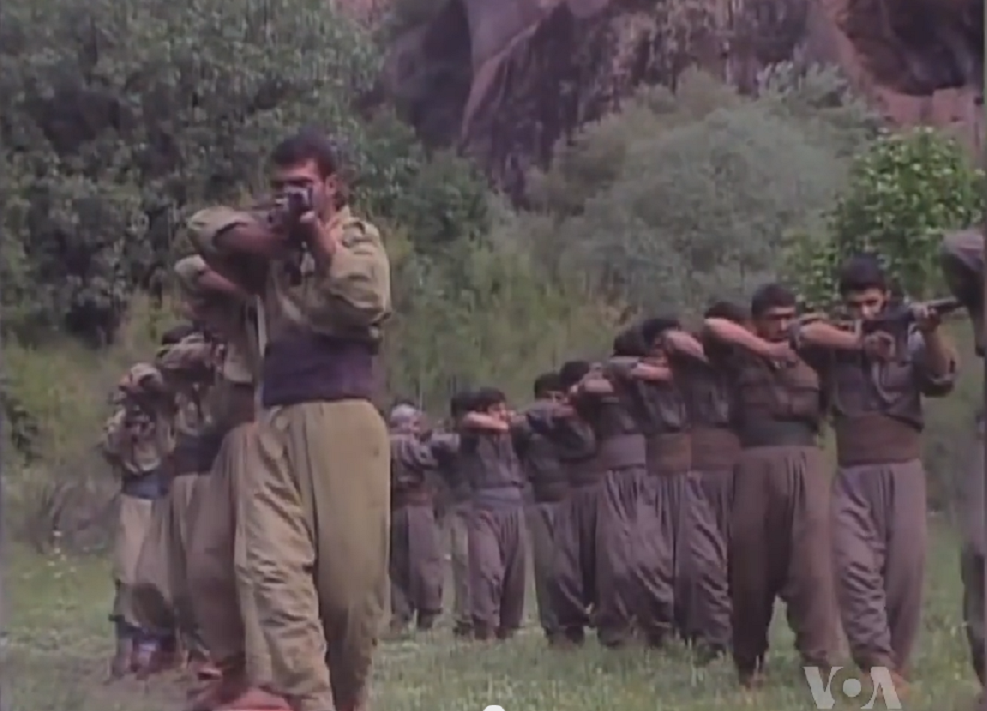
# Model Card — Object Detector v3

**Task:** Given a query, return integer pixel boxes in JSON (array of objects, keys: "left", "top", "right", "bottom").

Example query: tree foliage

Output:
[
  {"left": 523, "top": 66, "right": 878, "bottom": 315},
  {"left": 0, "top": 0, "right": 489, "bottom": 344},
  {"left": 785, "top": 128, "right": 986, "bottom": 308}
]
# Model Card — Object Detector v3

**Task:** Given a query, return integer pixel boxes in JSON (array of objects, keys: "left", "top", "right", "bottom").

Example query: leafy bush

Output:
[
  {"left": 785, "top": 128, "right": 986, "bottom": 309},
  {"left": 525, "top": 67, "right": 875, "bottom": 314},
  {"left": 0, "top": 0, "right": 489, "bottom": 344},
  {"left": 385, "top": 215, "right": 621, "bottom": 413}
]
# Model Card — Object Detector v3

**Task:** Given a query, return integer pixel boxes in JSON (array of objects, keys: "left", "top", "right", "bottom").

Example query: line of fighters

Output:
[{"left": 98, "top": 128, "right": 987, "bottom": 711}]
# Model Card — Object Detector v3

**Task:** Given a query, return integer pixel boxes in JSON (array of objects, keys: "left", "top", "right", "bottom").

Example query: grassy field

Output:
[{"left": 5, "top": 521, "right": 982, "bottom": 711}]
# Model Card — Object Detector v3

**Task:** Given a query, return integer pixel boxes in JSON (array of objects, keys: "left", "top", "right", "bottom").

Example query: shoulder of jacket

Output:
[{"left": 339, "top": 215, "right": 381, "bottom": 247}]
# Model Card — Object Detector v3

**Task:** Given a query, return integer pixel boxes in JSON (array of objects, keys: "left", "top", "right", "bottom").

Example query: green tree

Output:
[
  {"left": 0, "top": 0, "right": 489, "bottom": 344},
  {"left": 525, "top": 67, "right": 875, "bottom": 314},
  {"left": 786, "top": 127, "right": 986, "bottom": 308}
]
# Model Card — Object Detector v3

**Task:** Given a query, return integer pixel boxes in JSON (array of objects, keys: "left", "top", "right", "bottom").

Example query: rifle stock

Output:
[{"left": 803, "top": 298, "right": 965, "bottom": 334}]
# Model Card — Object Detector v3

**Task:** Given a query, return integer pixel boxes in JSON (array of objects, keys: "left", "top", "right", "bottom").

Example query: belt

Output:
[{"left": 739, "top": 420, "right": 817, "bottom": 448}]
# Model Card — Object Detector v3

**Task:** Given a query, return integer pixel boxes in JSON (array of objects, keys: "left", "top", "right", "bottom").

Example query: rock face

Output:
[{"left": 383, "top": 0, "right": 984, "bottom": 199}]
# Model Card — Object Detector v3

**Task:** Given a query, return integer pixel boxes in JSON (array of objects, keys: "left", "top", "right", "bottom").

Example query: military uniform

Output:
[
  {"left": 102, "top": 393, "right": 171, "bottom": 674},
  {"left": 388, "top": 431, "right": 444, "bottom": 632},
  {"left": 728, "top": 346, "right": 837, "bottom": 684},
  {"left": 174, "top": 255, "right": 275, "bottom": 704},
  {"left": 568, "top": 359, "right": 657, "bottom": 648},
  {"left": 153, "top": 331, "right": 223, "bottom": 663},
  {"left": 126, "top": 363, "right": 181, "bottom": 670},
  {"left": 941, "top": 229, "right": 986, "bottom": 699},
  {"left": 190, "top": 204, "right": 391, "bottom": 711},
  {"left": 432, "top": 433, "right": 472, "bottom": 637},
  {"left": 512, "top": 402, "right": 569, "bottom": 643},
  {"left": 679, "top": 352, "right": 739, "bottom": 657},
  {"left": 829, "top": 325, "right": 956, "bottom": 675}
]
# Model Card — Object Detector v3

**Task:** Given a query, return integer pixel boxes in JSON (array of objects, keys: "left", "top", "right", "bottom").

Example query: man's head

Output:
[
  {"left": 639, "top": 316, "right": 680, "bottom": 354},
  {"left": 704, "top": 300, "right": 750, "bottom": 327},
  {"left": 449, "top": 390, "right": 474, "bottom": 421},
  {"left": 557, "top": 360, "right": 591, "bottom": 390},
  {"left": 838, "top": 254, "right": 890, "bottom": 320},
  {"left": 388, "top": 402, "right": 421, "bottom": 433},
  {"left": 612, "top": 326, "right": 649, "bottom": 357},
  {"left": 269, "top": 130, "right": 346, "bottom": 222},
  {"left": 469, "top": 386, "right": 509, "bottom": 419},
  {"left": 750, "top": 282, "right": 798, "bottom": 342},
  {"left": 533, "top": 372, "right": 563, "bottom": 401}
]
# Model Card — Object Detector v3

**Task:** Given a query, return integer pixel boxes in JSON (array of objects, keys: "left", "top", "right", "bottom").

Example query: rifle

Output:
[
  {"left": 800, "top": 297, "right": 964, "bottom": 335},
  {"left": 857, "top": 297, "right": 964, "bottom": 335}
]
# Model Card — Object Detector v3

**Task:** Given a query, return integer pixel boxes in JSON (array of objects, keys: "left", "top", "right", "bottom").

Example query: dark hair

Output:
[
  {"left": 703, "top": 300, "right": 749, "bottom": 323},
  {"left": 270, "top": 129, "right": 341, "bottom": 178},
  {"left": 837, "top": 254, "right": 887, "bottom": 295},
  {"left": 449, "top": 390, "right": 474, "bottom": 418},
  {"left": 612, "top": 326, "right": 648, "bottom": 357},
  {"left": 469, "top": 386, "right": 507, "bottom": 412},
  {"left": 161, "top": 323, "right": 197, "bottom": 346},
  {"left": 533, "top": 373, "right": 562, "bottom": 399},
  {"left": 639, "top": 316, "right": 680, "bottom": 345},
  {"left": 558, "top": 360, "right": 591, "bottom": 389},
  {"left": 750, "top": 283, "right": 797, "bottom": 318}
]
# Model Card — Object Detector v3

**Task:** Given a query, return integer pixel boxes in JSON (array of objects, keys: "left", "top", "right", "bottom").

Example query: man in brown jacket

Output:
[
  {"left": 173, "top": 255, "right": 278, "bottom": 711},
  {"left": 703, "top": 283, "right": 861, "bottom": 688},
  {"left": 513, "top": 373, "right": 568, "bottom": 644},
  {"left": 102, "top": 371, "right": 173, "bottom": 678},
  {"left": 828, "top": 255, "right": 957, "bottom": 686},
  {"left": 388, "top": 404, "right": 444, "bottom": 633},
  {"left": 189, "top": 130, "right": 391, "bottom": 711}
]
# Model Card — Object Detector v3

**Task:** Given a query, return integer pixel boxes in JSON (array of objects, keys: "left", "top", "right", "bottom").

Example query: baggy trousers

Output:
[
  {"left": 962, "top": 417, "right": 986, "bottom": 689},
  {"left": 468, "top": 503, "right": 526, "bottom": 639},
  {"left": 112, "top": 487, "right": 158, "bottom": 638},
  {"left": 186, "top": 423, "right": 272, "bottom": 682},
  {"left": 681, "top": 469, "right": 734, "bottom": 651},
  {"left": 389, "top": 503, "right": 444, "bottom": 628},
  {"left": 640, "top": 473, "right": 689, "bottom": 642},
  {"left": 832, "top": 459, "right": 926, "bottom": 672},
  {"left": 596, "top": 465, "right": 657, "bottom": 648},
  {"left": 169, "top": 473, "right": 208, "bottom": 654},
  {"left": 731, "top": 445, "right": 836, "bottom": 674},
  {"left": 133, "top": 476, "right": 203, "bottom": 644},
  {"left": 551, "top": 483, "right": 598, "bottom": 642},
  {"left": 244, "top": 401, "right": 389, "bottom": 711},
  {"left": 527, "top": 500, "right": 565, "bottom": 641},
  {"left": 446, "top": 501, "right": 472, "bottom": 634}
]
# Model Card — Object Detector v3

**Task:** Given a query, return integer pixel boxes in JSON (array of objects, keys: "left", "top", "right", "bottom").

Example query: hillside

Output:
[{"left": 377, "top": 0, "right": 984, "bottom": 198}]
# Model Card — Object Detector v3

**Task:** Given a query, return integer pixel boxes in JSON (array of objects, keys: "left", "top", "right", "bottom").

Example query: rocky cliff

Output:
[{"left": 380, "top": 0, "right": 984, "bottom": 199}]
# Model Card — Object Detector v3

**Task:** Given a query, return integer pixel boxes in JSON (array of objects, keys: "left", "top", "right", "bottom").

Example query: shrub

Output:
[
  {"left": 529, "top": 68, "right": 872, "bottom": 314},
  {"left": 0, "top": 0, "right": 489, "bottom": 343},
  {"left": 786, "top": 127, "right": 986, "bottom": 309}
]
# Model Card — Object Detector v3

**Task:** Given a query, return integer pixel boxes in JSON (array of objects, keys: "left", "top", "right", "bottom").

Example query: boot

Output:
[{"left": 109, "top": 636, "right": 133, "bottom": 680}]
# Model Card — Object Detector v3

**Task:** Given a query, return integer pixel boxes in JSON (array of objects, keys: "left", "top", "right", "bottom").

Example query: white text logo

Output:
[{"left": 803, "top": 666, "right": 902, "bottom": 709}]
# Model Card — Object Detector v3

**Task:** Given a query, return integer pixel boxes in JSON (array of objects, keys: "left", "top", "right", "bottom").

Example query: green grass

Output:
[{"left": 5, "top": 522, "right": 982, "bottom": 711}]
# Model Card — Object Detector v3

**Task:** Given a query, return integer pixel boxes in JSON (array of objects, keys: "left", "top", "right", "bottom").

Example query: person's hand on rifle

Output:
[
  {"left": 862, "top": 332, "right": 896, "bottom": 361},
  {"left": 911, "top": 303, "right": 943, "bottom": 333}
]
